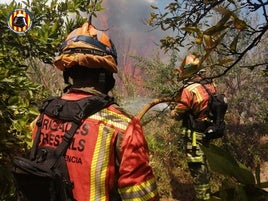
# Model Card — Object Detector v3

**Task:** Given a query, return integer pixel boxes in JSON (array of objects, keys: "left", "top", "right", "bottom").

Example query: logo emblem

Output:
[{"left": 7, "top": 9, "right": 32, "bottom": 34}]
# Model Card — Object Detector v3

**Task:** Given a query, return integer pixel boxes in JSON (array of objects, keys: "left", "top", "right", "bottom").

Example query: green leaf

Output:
[
  {"left": 181, "top": 26, "right": 200, "bottom": 33},
  {"left": 255, "top": 164, "right": 261, "bottom": 186},
  {"left": 28, "top": 107, "right": 39, "bottom": 116},
  {"left": 8, "top": 96, "right": 19, "bottom": 105},
  {"left": 235, "top": 164, "right": 256, "bottom": 185},
  {"left": 151, "top": 5, "right": 158, "bottom": 10},
  {"left": 236, "top": 185, "right": 247, "bottom": 201},
  {"left": 218, "top": 58, "right": 233, "bottom": 65},
  {"left": 203, "top": 13, "right": 231, "bottom": 35},
  {"left": 230, "top": 34, "right": 239, "bottom": 52},
  {"left": 201, "top": 144, "right": 255, "bottom": 185}
]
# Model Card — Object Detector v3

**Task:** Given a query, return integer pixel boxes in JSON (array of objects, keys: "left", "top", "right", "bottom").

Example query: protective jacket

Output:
[
  {"left": 32, "top": 90, "right": 158, "bottom": 201},
  {"left": 171, "top": 79, "right": 216, "bottom": 122}
]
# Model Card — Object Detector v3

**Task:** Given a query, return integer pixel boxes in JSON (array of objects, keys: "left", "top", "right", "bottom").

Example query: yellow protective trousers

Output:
[{"left": 182, "top": 128, "right": 211, "bottom": 200}]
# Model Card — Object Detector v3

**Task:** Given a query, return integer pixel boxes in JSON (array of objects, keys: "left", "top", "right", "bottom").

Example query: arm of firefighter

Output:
[
  {"left": 170, "top": 88, "right": 192, "bottom": 120},
  {"left": 118, "top": 117, "right": 159, "bottom": 201}
]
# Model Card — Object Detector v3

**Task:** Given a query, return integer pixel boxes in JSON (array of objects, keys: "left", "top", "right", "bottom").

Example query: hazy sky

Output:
[{"left": 1, "top": 0, "right": 22, "bottom": 4}]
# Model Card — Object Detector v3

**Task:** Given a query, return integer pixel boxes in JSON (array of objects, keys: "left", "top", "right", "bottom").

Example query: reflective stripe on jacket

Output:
[
  {"left": 172, "top": 81, "right": 216, "bottom": 120},
  {"left": 32, "top": 92, "right": 158, "bottom": 201}
]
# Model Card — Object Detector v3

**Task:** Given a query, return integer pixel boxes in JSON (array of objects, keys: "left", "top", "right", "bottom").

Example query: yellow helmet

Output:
[
  {"left": 178, "top": 54, "right": 201, "bottom": 79},
  {"left": 53, "top": 22, "right": 118, "bottom": 73}
]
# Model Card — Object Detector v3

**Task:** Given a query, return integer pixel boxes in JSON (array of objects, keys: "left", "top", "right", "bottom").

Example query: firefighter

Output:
[
  {"left": 32, "top": 22, "right": 159, "bottom": 201},
  {"left": 170, "top": 54, "right": 216, "bottom": 201}
]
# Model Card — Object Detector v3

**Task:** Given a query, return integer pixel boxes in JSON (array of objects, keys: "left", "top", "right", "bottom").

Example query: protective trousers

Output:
[{"left": 182, "top": 128, "right": 211, "bottom": 200}]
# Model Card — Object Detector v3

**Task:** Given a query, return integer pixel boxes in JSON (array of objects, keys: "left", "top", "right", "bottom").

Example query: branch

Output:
[
  {"left": 207, "top": 24, "right": 268, "bottom": 80},
  {"left": 241, "top": 62, "right": 268, "bottom": 70}
]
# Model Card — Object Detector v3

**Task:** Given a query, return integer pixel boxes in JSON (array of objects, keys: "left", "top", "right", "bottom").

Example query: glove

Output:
[
  {"left": 170, "top": 109, "right": 177, "bottom": 117},
  {"left": 169, "top": 103, "right": 176, "bottom": 111},
  {"left": 204, "top": 126, "right": 217, "bottom": 140}
]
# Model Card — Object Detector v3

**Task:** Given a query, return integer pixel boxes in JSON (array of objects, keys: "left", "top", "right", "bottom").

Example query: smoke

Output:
[
  {"left": 122, "top": 97, "right": 169, "bottom": 116},
  {"left": 91, "top": 0, "right": 168, "bottom": 100},
  {"left": 93, "top": 0, "right": 164, "bottom": 59}
]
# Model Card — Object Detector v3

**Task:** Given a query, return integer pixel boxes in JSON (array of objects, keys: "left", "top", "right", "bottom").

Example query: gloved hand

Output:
[
  {"left": 204, "top": 126, "right": 217, "bottom": 140},
  {"left": 204, "top": 122, "right": 226, "bottom": 140},
  {"left": 169, "top": 103, "right": 176, "bottom": 111},
  {"left": 170, "top": 109, "right": 177, "bottom": 118}
]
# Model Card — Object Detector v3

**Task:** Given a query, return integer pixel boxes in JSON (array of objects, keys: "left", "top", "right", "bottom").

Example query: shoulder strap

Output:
[
  {"left": 199, "top": 79, "right": 214, "bottom": 96},
  {"left": 52, "top": 121, "right": 80, "bottom": 166},
  {"left": 201, "top": 83, "right": 212, "bottom": 96},
  {"left": 52, "top": 94, "right": 114, "bottom": 168},
  {"left": 54, "top": 94, "right": 114, "bottom": 159},
  {"left": 30, "top": 97, "right": 56, "bottom": 160},
  {"left": 30, "top": 94, "right": 114, "bottom": 166}
]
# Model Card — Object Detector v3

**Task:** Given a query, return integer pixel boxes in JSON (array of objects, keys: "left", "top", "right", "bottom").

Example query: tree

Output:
[
  {"left": 144, "top": 1, "right": 268, "bottom": 199},
  {"left": 133, "top": 50, "right": 178, "bottom": 98},
  {"left": 148, "top": 0, "right": 268, "bottom": 79},
  {"left": 0, "top": 0, "right": 103, "bottom": 199}
]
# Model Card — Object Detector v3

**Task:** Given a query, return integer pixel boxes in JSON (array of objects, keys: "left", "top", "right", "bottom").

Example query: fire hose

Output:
[{"left": 136, "top": 97, "right": 175, "bottom": 120}]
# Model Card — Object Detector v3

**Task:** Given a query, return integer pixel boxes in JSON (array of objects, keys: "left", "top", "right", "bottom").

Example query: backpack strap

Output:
[
  {"left": 197, "top": 79, "right": 214, "bottom": 95},
  {"left": 54, "top": 94, "right": 114, "bottom": 160},
  {"left": 30, "top": 94, "right": 114, "bottom": 168},
  {"left": 200, "top": 82, "right": 213, "bottom": 96},
  {"left": 53, "top": 122, "right": 80, "bottom": 162},
  {"left": 30, "top": 97, "right": 56, "bottom": 160}
]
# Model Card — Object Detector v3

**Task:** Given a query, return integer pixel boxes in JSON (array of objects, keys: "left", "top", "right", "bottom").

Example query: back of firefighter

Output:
[
  {"left": 170, "top": 54, "right": 216, "bottom": 201},
  {"left": 31, "top": 22, "right": 159, "bottom": 201}
]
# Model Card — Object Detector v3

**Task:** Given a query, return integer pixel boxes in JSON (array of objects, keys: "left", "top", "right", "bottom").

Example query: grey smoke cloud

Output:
[
  {"left": 122, "top": 97, "right": 169, "bottom": 116},
  {"left": 93, "top": 0, "right": 164, "bottom": 59}
]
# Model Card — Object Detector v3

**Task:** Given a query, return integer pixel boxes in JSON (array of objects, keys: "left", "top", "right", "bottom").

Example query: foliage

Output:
[
  {"left": 133, "top": 50, "right": 179, "bottom": 98},
  {"left": 0, "top": 0, "right": 104, "bottom": 199},
  {"left": 0, "top": 62, "right": 43, "bottom": 199},
  {"left": 202, "top": 144, "right": 268, "bottom": 201},
  {"left": 145, "top": 2, "right": 268, "bottom": 199},
  {"left": 148, "top": 0, "right": 268, "bottom": 79},
  {"left": 143, "top": 114, "right": 193, "bottom": 199},
  {"left": 137, "top": 44, "right": 268, "bottom": 200},
  {"left": 0, "top": 3, "right": 46, "bottom": 197},
  {"left": 214, "top": 36, "right": 268, "bottom": 169},
  {"left": 143, "top": 105, "right": 268, "bottom": 201}
]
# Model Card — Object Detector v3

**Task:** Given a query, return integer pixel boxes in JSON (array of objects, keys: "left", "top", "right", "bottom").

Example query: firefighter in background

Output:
[
  {"left": 170, "top": 54, "right": 216, "bottom": 201},
  {"left": 32, "top": 22, "right": 159, "bottom": 201}
]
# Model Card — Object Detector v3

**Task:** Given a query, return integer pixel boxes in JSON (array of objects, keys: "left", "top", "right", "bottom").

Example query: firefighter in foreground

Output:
[
  {"left": 170, "top": 54, "right": 217, "bottom": 201},
  {"left": 32, "top": 22, "right": 159, "bottom": 201}
]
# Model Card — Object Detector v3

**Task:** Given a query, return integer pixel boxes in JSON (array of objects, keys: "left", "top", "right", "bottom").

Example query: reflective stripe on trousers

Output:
[
  {"left": 181, "top": 128, "right": 211, "bottom": 200},
  {"left": 182, "top": 128, "right": 204, "bottom": 163},
  {"left": 195, "top": 183, "right": 210, "bottom": 200}
]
